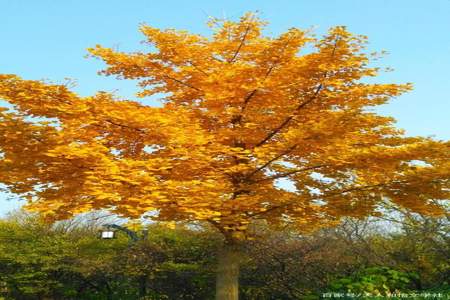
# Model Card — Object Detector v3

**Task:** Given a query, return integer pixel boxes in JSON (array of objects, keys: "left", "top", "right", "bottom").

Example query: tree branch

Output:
[
  {"left": 104, "top": 119, "right": 146, "bottom": 133},
  {"left": 162, "top": 75, "right": 202, "bottom": 92},
  {"left": 243, "top": 145, "right": 298, "bottom": 181},
  {"left": 233, "top": 35, "right": 298, "bottom": 125},
  {"left": 253, "top": 37, "right": 341, "bottom": 148},
  {"left": 254, "top": 164, "right": 328, "bottom": 183},
  {"left": 187, "top": 60, "right": 209, "bottom": 76},
  {"left": 254, "top": 83, "right": 323, "bottom": 148},
  {"left": 247, "top": 180, "right": 412, "bottom": 219},
  {"left": 228, "top": 24, "right": 251, "bottom": 63}
]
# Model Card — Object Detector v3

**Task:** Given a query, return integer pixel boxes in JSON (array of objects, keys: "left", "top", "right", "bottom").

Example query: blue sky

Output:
[{"left": 1, "top": 0, "right": 449, "bottom": 215}]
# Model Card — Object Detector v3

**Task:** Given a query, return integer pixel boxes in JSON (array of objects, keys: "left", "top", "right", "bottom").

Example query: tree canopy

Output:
[{"left": 0, "top": 13, "right": 448, "bottom": 241}]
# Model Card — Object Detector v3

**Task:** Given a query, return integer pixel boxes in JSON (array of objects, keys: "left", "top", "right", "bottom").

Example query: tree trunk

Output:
[
  {"left": 138, "top": 274, "right": 147, "bottom": 298},
  {"left": 215, "top": 241, "right": 241, "bottom": 300}
]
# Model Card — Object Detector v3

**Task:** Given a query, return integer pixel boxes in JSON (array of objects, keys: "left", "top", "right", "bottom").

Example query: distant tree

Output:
[
  {"left": 0, "top": 212, "right": 219, "bottom": 299},
  {"left": 0, "top": 211, "right": 448, "bottom": 299}
]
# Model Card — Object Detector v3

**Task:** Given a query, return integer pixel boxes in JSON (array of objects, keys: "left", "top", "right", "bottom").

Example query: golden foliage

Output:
[{"left": 1, "top": 13, "right": 448, "bottom": 240}]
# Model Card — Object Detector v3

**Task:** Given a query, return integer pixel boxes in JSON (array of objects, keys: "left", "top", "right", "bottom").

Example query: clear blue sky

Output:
[{"left": 1, "top": 0, "right": 449, "bottom": 215}]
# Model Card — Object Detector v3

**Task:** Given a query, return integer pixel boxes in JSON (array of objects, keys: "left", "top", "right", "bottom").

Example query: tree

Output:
[{"left": 0, "top": 13, "right": 448, "bottom": 299}]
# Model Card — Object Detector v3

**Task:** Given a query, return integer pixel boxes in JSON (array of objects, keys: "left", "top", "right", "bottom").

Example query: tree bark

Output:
[{"left": 215, "top": 241, "right": 241, "bottom": 300}]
